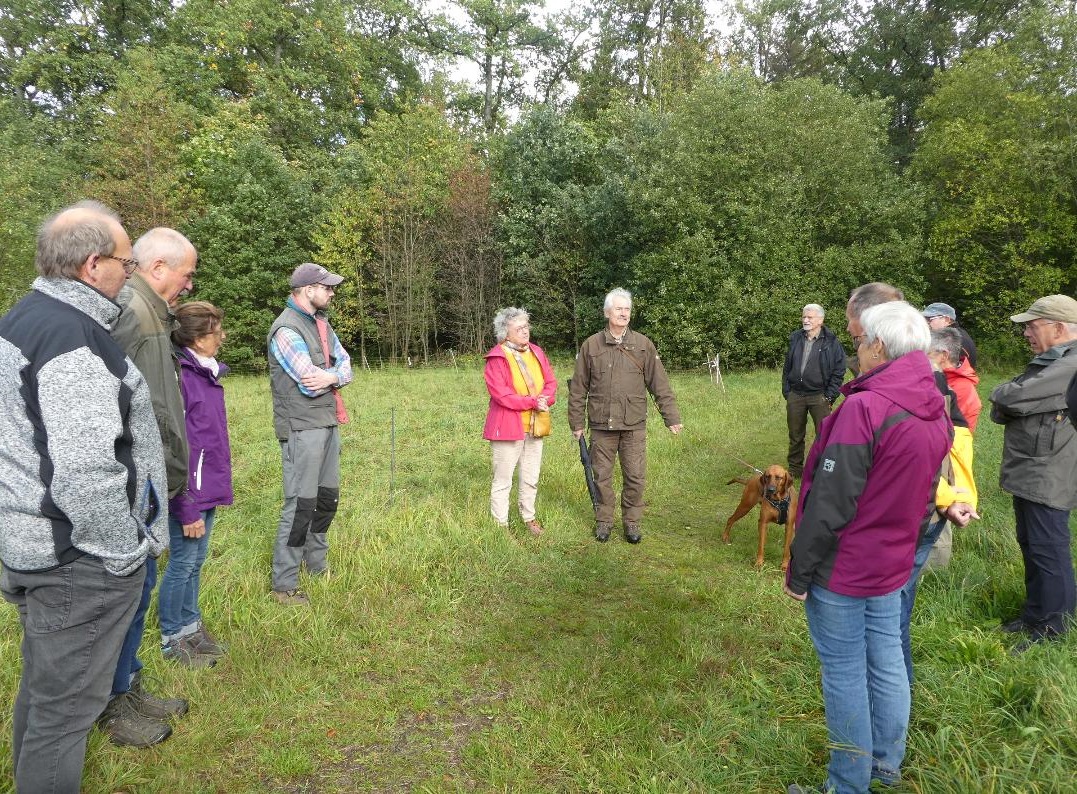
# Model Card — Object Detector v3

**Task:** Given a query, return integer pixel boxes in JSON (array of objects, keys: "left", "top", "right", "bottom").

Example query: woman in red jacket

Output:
[{"left": 482, "top": 307, "right": 557, "bottom": 535}]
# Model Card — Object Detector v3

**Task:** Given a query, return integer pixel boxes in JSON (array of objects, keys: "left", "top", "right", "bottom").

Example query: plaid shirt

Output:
[{"left": 269, "top": 312, "right": 353, "bottom": 397}]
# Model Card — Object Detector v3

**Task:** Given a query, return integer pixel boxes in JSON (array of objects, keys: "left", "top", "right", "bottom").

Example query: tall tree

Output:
[{"left": 914, "top": 2, "right": 1077, "bottom": 359}]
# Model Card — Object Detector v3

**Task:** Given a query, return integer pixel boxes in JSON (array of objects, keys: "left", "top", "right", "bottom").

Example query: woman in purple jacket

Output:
[
  {"left": 483, "top": 307, "right": 557, "bottom": 535},
  {"left": 159, "top": 301, "right": 234, "bottom": 666},
  {"left": 784, "top": 301, "right": 952, "bottom": 794}
]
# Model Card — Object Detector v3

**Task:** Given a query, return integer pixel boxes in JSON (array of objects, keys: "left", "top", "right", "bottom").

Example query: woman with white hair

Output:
[
  {"left": 784, "top": 301, "right": 952, "bottom": 794},
  {"left": 482, "top": 307, "right": 557, "bottom": 535}
]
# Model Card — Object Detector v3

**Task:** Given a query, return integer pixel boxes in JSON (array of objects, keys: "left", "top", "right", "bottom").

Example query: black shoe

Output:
[
  {"left": 130, "top": 672, "right": 189, "bottom": 719},
  {"left": 1000, "top": 617, "right": 1030, "bottom": 634},
  {"left": 97, "top": 692, "right": 172, "bottom": 747},
  {"left": 594, "top": 522, "right": 611, "bottom": 542},
  {"left": 624, "top": 524, "right": 642, "bottom": 544}
]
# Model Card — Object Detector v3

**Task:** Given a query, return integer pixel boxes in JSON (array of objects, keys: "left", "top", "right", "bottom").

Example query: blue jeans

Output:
[
  {"left": 805, "top": 584, "right": 909, "bottom": 794},
  {"left": 159, "top": 508, "right": 215, "bottom": 640},
  {"left": 3, "top": 556, "right": 144, "bottom": 793},
  {"left": 111, "top": 557, "right": 157, "bottom": 696},
  {"left": 899, "top": 517, "right": 947, "bottom": 685}
]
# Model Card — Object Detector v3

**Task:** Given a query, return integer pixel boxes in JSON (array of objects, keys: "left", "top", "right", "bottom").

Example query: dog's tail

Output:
[{"left": 726, "top": 476, "right": 752, "bottom": 486}]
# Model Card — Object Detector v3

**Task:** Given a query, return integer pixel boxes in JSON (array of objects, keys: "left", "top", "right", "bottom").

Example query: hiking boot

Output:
[
  {"left": 525, "top": 519, "right": 544, "bottom": 536},
  {"left": 1000, "top": 617, "right": 1030, "bottom": 634},
  {"left": 594, "top": 522, "right": 612, "bottom": 542},
  {"left": 97, "top": 692, "right": 171, "bottom": 747},
  {"left": 624, "top": 523, "right": 642, "bottom": 544},
  {"left": 273, "top": 588, "right": 310, "bottom": 606},
  {"left": 162, "top": 636, "right": 217, "bottom": 669},
  {"left": 188, "top": 624, "right": 227, "bottom": 657},
  {"left": 130, "top": 673, "right": 189, "bottom": 719}
]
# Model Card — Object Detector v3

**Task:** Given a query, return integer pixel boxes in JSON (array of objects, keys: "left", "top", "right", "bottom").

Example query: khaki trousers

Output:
[
  {"left": 490, "top": 436, "right": 544, "bottom": 523},
  {"left": 590, "top": 427, "right": 647, "bottom": 525}
]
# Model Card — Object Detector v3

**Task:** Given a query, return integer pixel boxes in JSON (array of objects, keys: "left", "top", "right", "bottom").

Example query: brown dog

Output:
[{"left": 721, "top": 465, "right": 797, "bottom": 571}]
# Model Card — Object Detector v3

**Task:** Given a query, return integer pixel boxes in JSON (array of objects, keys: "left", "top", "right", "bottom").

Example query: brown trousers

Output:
[{"left": 590, "top": 427, "right": 647, "bottom": 525}]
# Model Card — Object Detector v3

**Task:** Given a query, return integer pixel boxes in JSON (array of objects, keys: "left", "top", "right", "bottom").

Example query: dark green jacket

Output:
[
  {"left": 112, "top": 273, "right": 189, "bottom": 499},
  {"left": 568, "top": 328, "right": 681, "bottom": 432},
  {"left": 990, "top": 339, "right": 1077, "bottom": 510}
]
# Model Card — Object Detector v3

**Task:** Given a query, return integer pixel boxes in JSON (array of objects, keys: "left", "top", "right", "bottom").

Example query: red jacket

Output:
[
  {"left": 944, "top": 356, "right": 981, "bottom": 433},
  {"left": 482, "top": 343, "right": 557, "bottom": 441}
]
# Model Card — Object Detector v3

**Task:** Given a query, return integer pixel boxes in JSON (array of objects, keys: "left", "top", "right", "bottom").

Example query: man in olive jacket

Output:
[
  {"left": 103, "top": 227, "right": 199, "bottom": 745},
  {"left": 568, "top": 288, "right": 682, "bottom": 544},
  {"left": 990, "top": 294, "right": 1077, "bottom": 650}
]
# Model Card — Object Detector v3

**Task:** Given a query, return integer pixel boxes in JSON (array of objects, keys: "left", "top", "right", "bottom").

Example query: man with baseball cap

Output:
[
  {"left": 922, "top": 302, "right": 978, "bottom": 369},
  {"left": 989, "top": 294, "right": 1077, "bottom": 651},
  {"left": 267, "top": 263, "right": 352, "bottom": 605}
]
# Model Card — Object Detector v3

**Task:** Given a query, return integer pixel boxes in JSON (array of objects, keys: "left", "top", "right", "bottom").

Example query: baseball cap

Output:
[
  {"left": 1010, "top": 294, "right": 1077, "bottom": 324},
  {"left": 289, "top": 263, "right": 344, "bottom": 289},
  {"left": 922, "top": 302, "right": 956, "bottom": 321}
]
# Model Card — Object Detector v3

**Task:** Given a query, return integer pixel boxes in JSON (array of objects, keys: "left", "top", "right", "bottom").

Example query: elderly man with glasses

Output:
[
  {"left": 990, "top": 295, "right": 1077, "bottom": 652},
  {"left": 0, "top": 201, "right": 167, "bottom": 791}
]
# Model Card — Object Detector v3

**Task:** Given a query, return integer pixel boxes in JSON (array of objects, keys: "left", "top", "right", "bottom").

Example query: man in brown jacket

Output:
[{"left": 568, "top": 288, "right": 682, "bottom": 543}]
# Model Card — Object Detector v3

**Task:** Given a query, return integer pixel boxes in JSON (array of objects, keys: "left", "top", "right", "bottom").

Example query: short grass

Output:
[{"left": 1, "top": 363, "right": 1075, "bottom": 793}]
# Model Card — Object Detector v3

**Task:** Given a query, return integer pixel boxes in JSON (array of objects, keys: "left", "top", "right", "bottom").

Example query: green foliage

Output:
[
  {"left": 914, "top": 3, "right": 1077, "bottom": 362},
  {"left": 0, "top": 98, "right": 78, "bottom": 311},
  {"left": 624, "top": 71, "right": 925, "bottom": 366},
  {"left": 183, "top": 107, "right": 318, "bottom": 366}
]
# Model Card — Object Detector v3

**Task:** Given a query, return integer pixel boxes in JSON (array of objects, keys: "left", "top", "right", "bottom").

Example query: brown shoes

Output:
[
  {"left": 525, "top": 519, "right": 544, "bottom": 536},
  {"left": 273, "top": 588, "right": 310, "bottom": 606}
]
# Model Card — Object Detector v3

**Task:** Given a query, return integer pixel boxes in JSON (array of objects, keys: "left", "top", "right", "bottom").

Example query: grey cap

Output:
[
  {"left": 922, "top": 302, "right": 957, "bottom": 321},
  {"left": 1010, "top": 294, "right": 1077, "bottom": 324},
  {"left": 290, "top": 262, "right": 344, "bottom": 288}
]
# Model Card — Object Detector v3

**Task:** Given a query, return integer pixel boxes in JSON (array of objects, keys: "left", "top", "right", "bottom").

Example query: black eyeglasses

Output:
[{"left": 101, "top": 253, "right": 140, "bottom": 275}]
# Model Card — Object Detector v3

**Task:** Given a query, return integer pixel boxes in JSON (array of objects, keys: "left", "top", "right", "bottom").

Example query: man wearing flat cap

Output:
[
  {"left": 989, "top": 294, "right": 1077, "bottom": 650},
  {"left": 923, "top": 301, "right": 978, "bottom": 369},
  {"left": 267, "top": 263, "right": 352, "bottom": 605}
]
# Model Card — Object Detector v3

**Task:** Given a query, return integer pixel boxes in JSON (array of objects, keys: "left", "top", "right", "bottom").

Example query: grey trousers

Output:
[
  {"left": 272, "top": 426, "right": 341, "bottom": 592},
  {"left": 2, "top": 556, "right": 144, "bottom": 794}
]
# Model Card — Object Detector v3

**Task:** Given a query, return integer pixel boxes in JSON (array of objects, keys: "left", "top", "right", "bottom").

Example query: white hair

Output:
[
  {"left": 603, "top": 288, "right": 632, "bottom": 313},
  {"left": 802, "top": 303, "right": 824, "bottom": 318},
  {"left": 861, "top": 301, "right": 931, "bottom": 360},
  {"left": 492, "top": 307, "right": 529, "bottom": 342},
  {"left": 132, "top": 227, "right": 195, "bottom": 271}
]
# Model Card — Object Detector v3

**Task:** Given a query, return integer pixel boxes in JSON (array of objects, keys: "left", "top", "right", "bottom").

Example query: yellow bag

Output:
[{"left": 530, "top": 408, "right": 552, "bottom": 438}]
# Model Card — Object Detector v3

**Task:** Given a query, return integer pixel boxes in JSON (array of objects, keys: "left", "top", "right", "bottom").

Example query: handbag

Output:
[{"left": 506, "top": 345, "right": 552, "bottom": 438}]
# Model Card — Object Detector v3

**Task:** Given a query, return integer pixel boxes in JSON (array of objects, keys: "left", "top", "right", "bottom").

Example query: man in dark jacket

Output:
[
  {"left": 782, "top": 303, "right": 846, "bottom": 478},
  {"left": 990, "top": 294, "right": 1077, "bottom": 651},
  {"left": 568, "top": 288, "right": 682, "bottom": 544}
]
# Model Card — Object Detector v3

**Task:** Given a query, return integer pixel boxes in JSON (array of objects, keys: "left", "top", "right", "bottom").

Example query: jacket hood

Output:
[
  {"left": 842, "top": 350, "right": 944, "bottom": 421},
  {"left": 949, "top": 356, "right": 979, "bottom": 386}
]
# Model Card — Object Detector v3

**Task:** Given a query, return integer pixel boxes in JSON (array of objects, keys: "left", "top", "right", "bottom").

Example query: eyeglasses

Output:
[
  {"left": 1022, "top": 319, "right": 1058, "bottom": 332},
  {"left": 101, "top": 253, "right": 140, "bottom": 275},
  {"left": 852, "top": 334, "right": 866, "bottom": 348}
]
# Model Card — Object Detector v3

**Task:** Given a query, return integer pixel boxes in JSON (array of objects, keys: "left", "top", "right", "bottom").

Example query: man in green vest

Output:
[{"left": 268, "top": 263, "right": 352, "bottom": 605}]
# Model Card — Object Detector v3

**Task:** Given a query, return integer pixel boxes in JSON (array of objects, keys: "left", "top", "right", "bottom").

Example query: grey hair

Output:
[
  {"left": 492, "top": 307, "right": 529, "bottom": 342},
  {"left": 928, "top": 327, "right": 963, "bottom": 367},
  {"left": 847, "top": 282, "right": 904, "bottom": 322},
  {"left": 861, "top": 301, "right": 931, "bottom": 360},
  {"left": 35, "top": 200, "right": 122, "bottom": 279},
  {"left": 802, "top": 303, "right": 824, "bottom": 318},
  {"left": 132, "top": 227, "right": 196, "bottom": 272},
  {"left": 604, "top": 288, "right": 632, "bottom": 313}
]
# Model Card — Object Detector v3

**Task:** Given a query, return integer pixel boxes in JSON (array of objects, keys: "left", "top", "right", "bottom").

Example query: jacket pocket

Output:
[
  {"left": 624, "top": 394, "right": 647, "bottom": 425},
  {"left": 1035, "top": 414, "right": 1060, "bottom": 456}
]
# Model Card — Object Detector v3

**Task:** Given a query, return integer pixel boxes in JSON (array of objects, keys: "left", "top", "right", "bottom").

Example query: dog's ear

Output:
[
  {"left": 757, "top": 474, "right": 766, "bottom": 495},
  {"left": 781, "top": 472, "right": 790, "bottom": 495}
]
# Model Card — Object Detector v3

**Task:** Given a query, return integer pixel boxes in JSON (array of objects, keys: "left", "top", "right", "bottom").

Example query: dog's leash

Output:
[{"left": 712, "top": 445, "right": 765, "bottom": 477}]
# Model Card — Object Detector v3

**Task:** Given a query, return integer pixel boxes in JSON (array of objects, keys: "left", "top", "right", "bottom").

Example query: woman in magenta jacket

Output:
[
  {"left": 483, "top": 307, "right": 557, "bottom": 535},
  {"left": 159, "top": 301, "right": 234, "bottom": 666}
]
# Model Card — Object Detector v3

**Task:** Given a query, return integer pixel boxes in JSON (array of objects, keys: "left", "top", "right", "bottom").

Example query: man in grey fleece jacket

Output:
[{"left": 0, "top": 202, "right": 166, "bottom": 793}]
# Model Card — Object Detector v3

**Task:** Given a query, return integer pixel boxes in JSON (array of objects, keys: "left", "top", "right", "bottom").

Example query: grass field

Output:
[{"left": 1, "top": 363, "right": 1075, "bottom": 793}]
